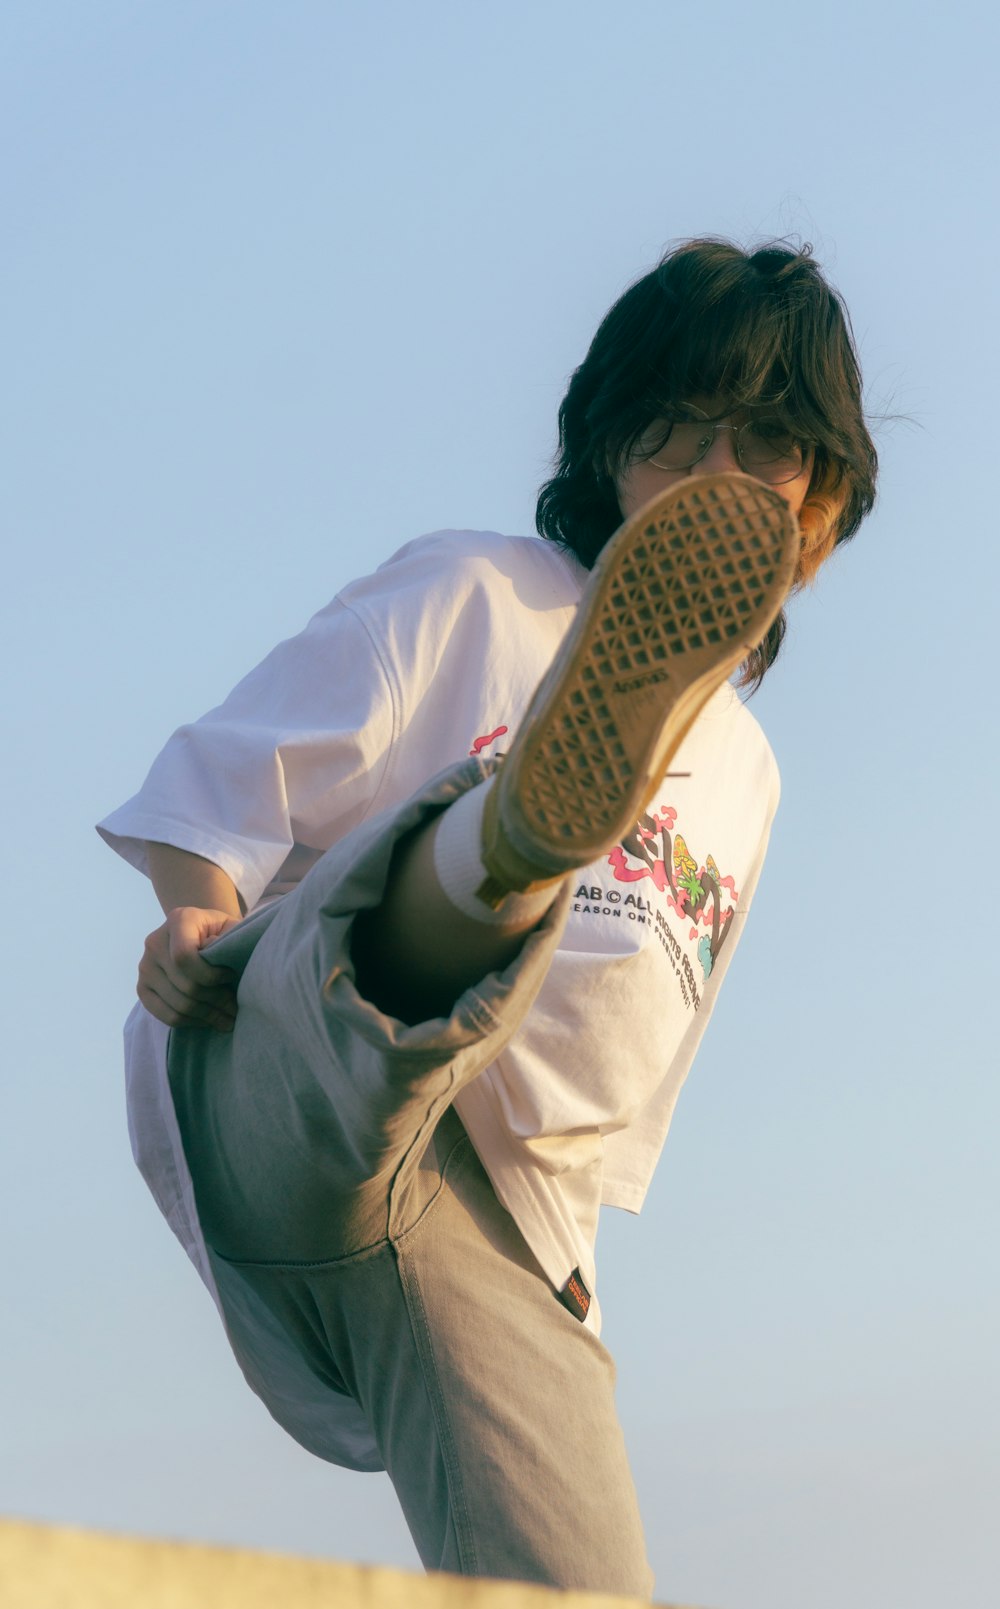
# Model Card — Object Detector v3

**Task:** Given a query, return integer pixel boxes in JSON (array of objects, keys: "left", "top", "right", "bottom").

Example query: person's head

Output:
[{"left": 536, "top": 237, "right": 878, "bottom": 689}]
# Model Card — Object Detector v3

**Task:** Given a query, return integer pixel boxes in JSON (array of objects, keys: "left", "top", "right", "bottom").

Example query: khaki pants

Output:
[{"left": 167, "top": 760, "right": 653, "bottom": 1597}]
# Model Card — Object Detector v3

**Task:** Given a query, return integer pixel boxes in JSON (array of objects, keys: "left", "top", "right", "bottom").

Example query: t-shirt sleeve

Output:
[{"left": 96, "top": 596, "right": 396, "bottom": 912}]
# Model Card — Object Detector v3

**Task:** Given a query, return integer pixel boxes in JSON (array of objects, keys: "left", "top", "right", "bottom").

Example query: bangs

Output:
[
  {"left": 592, "top": 242, "right": 859, "bottom": 469},
  {"left": 537, "top": 236, "right": 877, "bottom": 689}
]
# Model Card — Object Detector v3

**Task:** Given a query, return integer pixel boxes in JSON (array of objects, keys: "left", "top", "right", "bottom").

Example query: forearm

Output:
[{"left": 146, "top": 842, "right": 245, "bottom": 918}]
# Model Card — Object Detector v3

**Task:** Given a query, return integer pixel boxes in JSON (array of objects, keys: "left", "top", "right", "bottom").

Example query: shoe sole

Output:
[{"left": 479, "top": 472, "right": 800, "bottom": 902}]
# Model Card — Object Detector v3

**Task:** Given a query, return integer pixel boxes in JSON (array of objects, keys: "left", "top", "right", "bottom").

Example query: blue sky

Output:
[{"left": 2, "top": 5, "right": 997, "bottom": 1607}]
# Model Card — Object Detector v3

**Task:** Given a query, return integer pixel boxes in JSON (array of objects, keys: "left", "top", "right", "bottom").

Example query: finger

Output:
[
  {"left": 167, "top": 974, "right": 240, "bottom": 1010},
  {"left": 141, "top": 964, "right": 237, "bottom": 1023},
  {"left": 139, "top": 980, "right": 236, "bottom": 1032},
  {"left": 141, "top": 954, "right": 238, "bottom": 1010},
  {"left": 164, "top": 912, "right": 242, "bottom": 982},
  {"left": 200, "top": 958, "right": 239, "bottom": 983},
  {"left": 172, "top": 944, "right": 237, "bottom": 987}
]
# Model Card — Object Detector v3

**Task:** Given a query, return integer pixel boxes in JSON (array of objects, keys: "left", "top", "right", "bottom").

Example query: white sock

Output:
[{"left": 432, "top": 778, "right": 562, "bottom": 929}]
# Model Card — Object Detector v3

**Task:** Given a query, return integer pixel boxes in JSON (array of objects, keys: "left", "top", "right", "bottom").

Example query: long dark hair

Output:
[{"left": 536, "top": 238, "right": 878, "bottom": 688}]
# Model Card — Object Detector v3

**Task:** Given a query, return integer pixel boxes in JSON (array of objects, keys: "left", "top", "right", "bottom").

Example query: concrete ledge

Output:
[{"left": 0, "top": 1518, "right": 695, "bottom": 1609}]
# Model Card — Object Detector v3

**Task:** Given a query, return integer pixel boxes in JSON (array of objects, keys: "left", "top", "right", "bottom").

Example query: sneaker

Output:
[{"left": 477, "top": 471, "right": 800, "bottom": 907}]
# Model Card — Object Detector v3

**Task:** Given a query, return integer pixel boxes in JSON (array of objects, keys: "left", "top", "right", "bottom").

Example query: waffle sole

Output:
[{"left": 479, "top": 472, "right": 800, "bottom": 900}]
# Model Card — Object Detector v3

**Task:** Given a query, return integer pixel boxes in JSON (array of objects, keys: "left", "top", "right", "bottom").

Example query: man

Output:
[{"left": 99, "top": 238, "right": 877, "bottom": 1595}]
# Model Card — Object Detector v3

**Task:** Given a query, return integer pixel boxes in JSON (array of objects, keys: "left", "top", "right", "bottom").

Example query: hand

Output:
[{"left": 137, "top": 907, "right": 243, "bottom": 1031}]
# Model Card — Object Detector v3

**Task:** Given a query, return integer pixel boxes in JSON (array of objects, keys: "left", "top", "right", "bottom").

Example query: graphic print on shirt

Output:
[
  {"left": 469, "top": 725, "right": 509, "bottom": 757},
  {"left": 470, "top": 717, "right": 739, "bottom": 1006},
  {"left": 609, "top": 804, "right": 738, "bottom": 984},
  {"left": 570, "top": 801, "right": 740, "bottom": 1014}
]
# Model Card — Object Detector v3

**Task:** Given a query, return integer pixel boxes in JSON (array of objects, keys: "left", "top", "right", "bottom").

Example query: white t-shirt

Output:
[{"left": 99, "top": 530, "right": 780, "bottom": 1456}]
